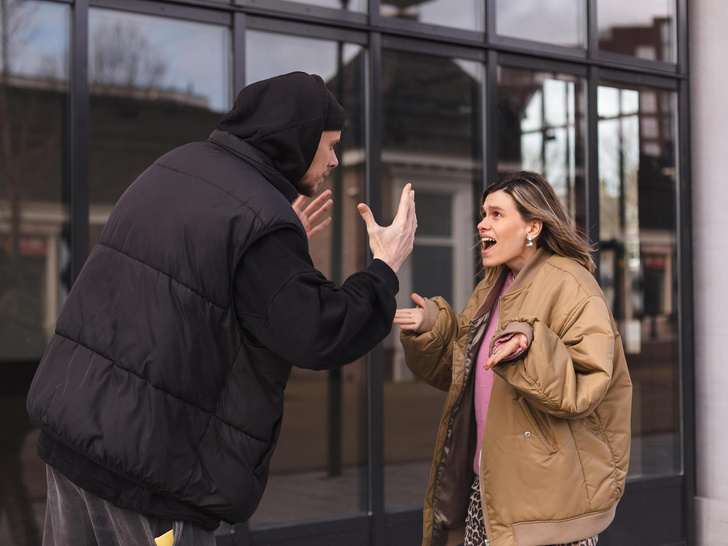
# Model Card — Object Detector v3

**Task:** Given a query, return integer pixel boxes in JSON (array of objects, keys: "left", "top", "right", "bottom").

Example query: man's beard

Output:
[{"left": 294, "top": 174, "right": 321, "bottom": 198}]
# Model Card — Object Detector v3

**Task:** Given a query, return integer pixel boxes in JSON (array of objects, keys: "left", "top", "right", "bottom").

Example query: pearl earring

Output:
[{"left": 526, "top": 236, "right": 534, "bottom": 248}]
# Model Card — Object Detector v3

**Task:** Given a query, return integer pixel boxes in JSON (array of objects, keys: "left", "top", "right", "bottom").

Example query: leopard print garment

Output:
[{"left": 464, "top": 476, "right": 598, "bottom": 546}]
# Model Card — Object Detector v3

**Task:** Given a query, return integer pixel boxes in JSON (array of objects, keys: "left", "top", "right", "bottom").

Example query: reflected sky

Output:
[
  {"left": 496, "top": 0, "right": 584, "bottom": 47},
  {"left": 246, "top": 31, "right": 361, "bottom": 86},
  {"left": 0, "top": 1, "right": 69, "bottom": 79},
  {"left": 89, "top": 9, "right": 230, "bottom": 112},
  {"left": 382, "top": 0, "right": 484, "bottom": 32}
]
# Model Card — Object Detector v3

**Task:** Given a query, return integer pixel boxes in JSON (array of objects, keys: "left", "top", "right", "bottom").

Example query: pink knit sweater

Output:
[{"left": 473, "top": 272, "right": 514, "bottom": 474}]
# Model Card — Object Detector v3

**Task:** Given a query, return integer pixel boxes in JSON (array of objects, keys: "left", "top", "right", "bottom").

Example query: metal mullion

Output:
[
  {"left": 381, "top": 35, "right": 484, "bottom": 62},
  {"left": 599, "top": 68, "right": 679, "bottom": 91},
  {"left": 586, "top": 65, "right": 600, "bottom": 269},
  {"left": 489, "top": 40, "right": 683, "bottom": 79},
  {"left": 676, "top": 0, "right": 688, "bottom": 76},
  {"left": 587, "top": 0, "right": 597, "bottom": 60},
  {"left": 677, "top": 74, "right": 696, "bottom": 546},
  {"left": 233, "top": 12, "right": 246, "bottom": 94},
  {"left": 485, "top": 49, "right": 498, "bottom": 187},
  {"left": 368, "top": 0, "right": 380, "bottom": 26},
  {"left": 485, "top": 0, "right": 495, "bottom": 45},
  {"left": 490, "top": 34, "right": 587, "bottom": 60},
  {"left": 365, "top": 32, "right": 385, "bottom": 546},
  {"left": 88, "top": 0, "right": 230, "bottom": 24},
  {"left": 498, "top": 52, "right": 588, "bottom": 78},
  {"left": 70, "top": 0, "right": 89, "bottom": 282},
  {"left": 246, "top": 15, "right": 367, "bottom": 45},
  {"left": 374, "top": 16, "right": 484, "bottom": 44},
  {"left": 597, "top": 50, "right": 678, "bottom": 74}
]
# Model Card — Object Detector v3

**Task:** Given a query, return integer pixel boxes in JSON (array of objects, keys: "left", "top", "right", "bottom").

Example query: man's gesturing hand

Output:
[
  {"left": 357, "top": 183, "right": 417, "bottom": 273},
  {"left": 293, "top": 189, "right": 333, "bottom": 240}
]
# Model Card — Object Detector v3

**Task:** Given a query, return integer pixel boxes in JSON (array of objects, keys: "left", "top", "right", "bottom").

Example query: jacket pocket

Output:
[{"left": 517, "top": 396, "right": 558, "bottom": 454}]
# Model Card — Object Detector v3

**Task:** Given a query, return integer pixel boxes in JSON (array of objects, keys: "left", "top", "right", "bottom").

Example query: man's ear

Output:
[{"left": 527, "top": 220, "right": 543, "bottom": 241}]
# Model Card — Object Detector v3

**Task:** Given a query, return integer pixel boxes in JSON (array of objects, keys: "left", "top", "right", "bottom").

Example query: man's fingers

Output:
[
  {"left": 408, "top": 192, "right": 417, "bottom": 233},
  {"left": 393, "top": 183, "right": 413, "bottom": 224},
  {"left": 307, "top": 217, "right": 332, "bottom": 239},
  {"left": 292, "top": 195, "right": 308, "bottom": 212},
  {"left": 307, "top": 199, "right": 333, "bottom": 225},
  {"left": 304, "top": 189, "right": 332, "bottom": 214},
  {"left": 357, "top": 203, "right": 379, "bottom": 230}
]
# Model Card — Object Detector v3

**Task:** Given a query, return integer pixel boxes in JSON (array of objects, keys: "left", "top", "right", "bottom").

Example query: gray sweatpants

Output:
[{"left": 43, "top": 465, "right": 216, "bottom": 546}]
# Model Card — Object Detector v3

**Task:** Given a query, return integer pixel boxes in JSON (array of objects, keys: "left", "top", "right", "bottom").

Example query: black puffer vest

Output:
[{"left": 27, "top": 137, "right": 305, "bottom": 523}]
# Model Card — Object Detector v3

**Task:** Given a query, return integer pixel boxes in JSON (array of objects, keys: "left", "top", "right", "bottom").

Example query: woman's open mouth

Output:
[{"left": 481, "top": 237, "right": 496, "bottom": 253}]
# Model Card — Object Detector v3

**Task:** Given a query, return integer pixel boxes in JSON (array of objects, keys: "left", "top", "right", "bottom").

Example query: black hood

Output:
[{"left": 214, "top": 72, "right": 344, "bottom": 197}]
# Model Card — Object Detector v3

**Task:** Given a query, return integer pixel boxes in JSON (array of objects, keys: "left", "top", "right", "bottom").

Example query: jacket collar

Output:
[
  {"left": 503, "top": 247, "right": 554, "bottom": 296},
  {"left": 208, "top": 129, "right": 299, "bottom": 203},
  {"left": 471, "top": 248, "right": 554, "bottom": 320}
]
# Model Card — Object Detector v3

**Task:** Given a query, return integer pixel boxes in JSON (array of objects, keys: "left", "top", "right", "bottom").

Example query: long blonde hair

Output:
[{"left": 481, "top": 171, "right": 595, "bottom": 285}]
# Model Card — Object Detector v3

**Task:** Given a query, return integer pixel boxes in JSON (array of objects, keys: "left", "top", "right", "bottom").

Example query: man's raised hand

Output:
[
  {"left": 293, "top": 189, "right": 333, "bottom": 240},
  {"left": 357, "top": 183, "right": 417, "bottom": 273}
]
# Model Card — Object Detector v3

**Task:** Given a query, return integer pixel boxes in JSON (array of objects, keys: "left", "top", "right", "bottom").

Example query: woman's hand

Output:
[
  {"left": 484, "top": 333, "right": 528, "bottom": 370},
  {"left": 293, "top": 189, "right": 333, "bottom": 240},
  {"left": 394, "top": 293, "right": 427, "bottom": 332}
]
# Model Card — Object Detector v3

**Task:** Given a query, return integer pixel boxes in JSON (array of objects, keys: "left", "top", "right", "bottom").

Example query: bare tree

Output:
[{"left": 90, "top": 21, "right": 168, "bottom": 92}]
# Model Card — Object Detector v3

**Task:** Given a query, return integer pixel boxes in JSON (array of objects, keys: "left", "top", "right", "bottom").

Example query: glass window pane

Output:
[
  {"left": 598, "top": 84, "right": 679, "bottom": 478},
  {"left": 496, "top": 0, "right": 585, "bottom": 48},
  {"left": 381, "top": 0, "right": 484, "bottom": 33},
  {"left": 88, "top": 9, "right": 231, "bottom": 244},
  {"left": 0, "top": 1, "right": 71, "bottom": 543},
  {"left": 381, "top": 49, "right": 482, "bottom": 509},
  {"left": 246, "top": 30, "right": 368, "bottom": 526},
  {"left": 497, "top": 67, "right": 587, "bottom": 230},
  {"left": 416, "top": 193, "right": 452, "bottom": 237},
  {"left": 597, "top": 0, "right": 676, "bottom": 63}
]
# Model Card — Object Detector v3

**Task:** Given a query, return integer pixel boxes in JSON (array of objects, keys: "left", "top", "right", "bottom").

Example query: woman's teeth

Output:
[{"left": 482, "top": 237, "right": 496, "bottom": 249}]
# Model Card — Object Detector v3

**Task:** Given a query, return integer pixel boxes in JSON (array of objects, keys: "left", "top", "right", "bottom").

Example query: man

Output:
[{"left": 27, "top": 72, "right": 416, "bottom": 545}]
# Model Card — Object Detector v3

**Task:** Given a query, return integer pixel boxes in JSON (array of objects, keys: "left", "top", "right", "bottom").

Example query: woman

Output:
[{"left": 395, "top": 171, "right": 631, "bottom": 546}]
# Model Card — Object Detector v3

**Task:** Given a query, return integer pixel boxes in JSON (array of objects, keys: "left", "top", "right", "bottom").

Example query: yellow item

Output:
[{"left": 154, "top": 529, "right": 174, "bottom": 546}]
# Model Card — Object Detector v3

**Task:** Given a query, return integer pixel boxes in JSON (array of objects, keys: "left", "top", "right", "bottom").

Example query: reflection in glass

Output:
[
  {"left": 495, "top": 0, "right": 585, "bottom": 48},
  {"left": 382, "top": 49, "right": 483, "bottom": 509},
  {"left": 598, "top": 84, "right": 679, "bottom": 478},
  {"left": 597, "top": 0, "right": 676, "bottom": 63},
  {"left": 88, "top": 9, "right": 230, "bottom": 244},
  {"left": 497, "top": 67, "right": 586, "bottom": 230},
  {"left": 381, "top": 0, "right": 484, "bottom": 32},
  {"left": 274, "top": 0, "right": 366, "bottom": 12},
  {"left": 0, "top": 1, "right": 70, "bottom": 544},
  {"left": 246, "top": 31, "right": 368, "bottom": 526}
]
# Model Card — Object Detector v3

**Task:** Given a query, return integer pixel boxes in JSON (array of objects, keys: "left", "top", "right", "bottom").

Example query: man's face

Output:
[{"left": 296, "top": 130, "right": 341, "bottom": 197}]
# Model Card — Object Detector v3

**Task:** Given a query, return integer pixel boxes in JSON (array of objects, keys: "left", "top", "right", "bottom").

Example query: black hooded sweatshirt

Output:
[{"left": 27, "top": 72, "right": 398, "bottom": 530}]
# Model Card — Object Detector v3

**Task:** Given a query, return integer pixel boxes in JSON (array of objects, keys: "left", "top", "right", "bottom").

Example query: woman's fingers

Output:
[{"left": 411, "top": 293, "right": 426, "bottom": 308}]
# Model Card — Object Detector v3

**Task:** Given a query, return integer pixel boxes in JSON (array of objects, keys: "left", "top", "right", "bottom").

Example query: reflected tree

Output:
[{"left": 90, "top": 21, "right": 168, "bottom": 91}]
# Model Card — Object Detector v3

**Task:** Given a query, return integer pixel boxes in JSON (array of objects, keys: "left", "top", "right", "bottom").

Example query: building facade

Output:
[{"left": 0, "top": 0, "right": 705, "bottom": 544}]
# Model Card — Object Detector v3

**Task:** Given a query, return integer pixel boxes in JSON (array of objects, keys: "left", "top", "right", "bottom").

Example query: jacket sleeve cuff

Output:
[
  {"left": 415, "top": 298, "right": 440, "bottom": 334},
  {"left": 490, "top": 321, "right": 534, "bottom": 361},
  {"left": 366, "top": 259, "right": 399, "bottom": 295}
]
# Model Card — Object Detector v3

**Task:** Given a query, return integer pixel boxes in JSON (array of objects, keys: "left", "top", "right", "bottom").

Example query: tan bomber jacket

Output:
[{"left": 400, "top": 249, "right": 632, "bottom": 546}]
